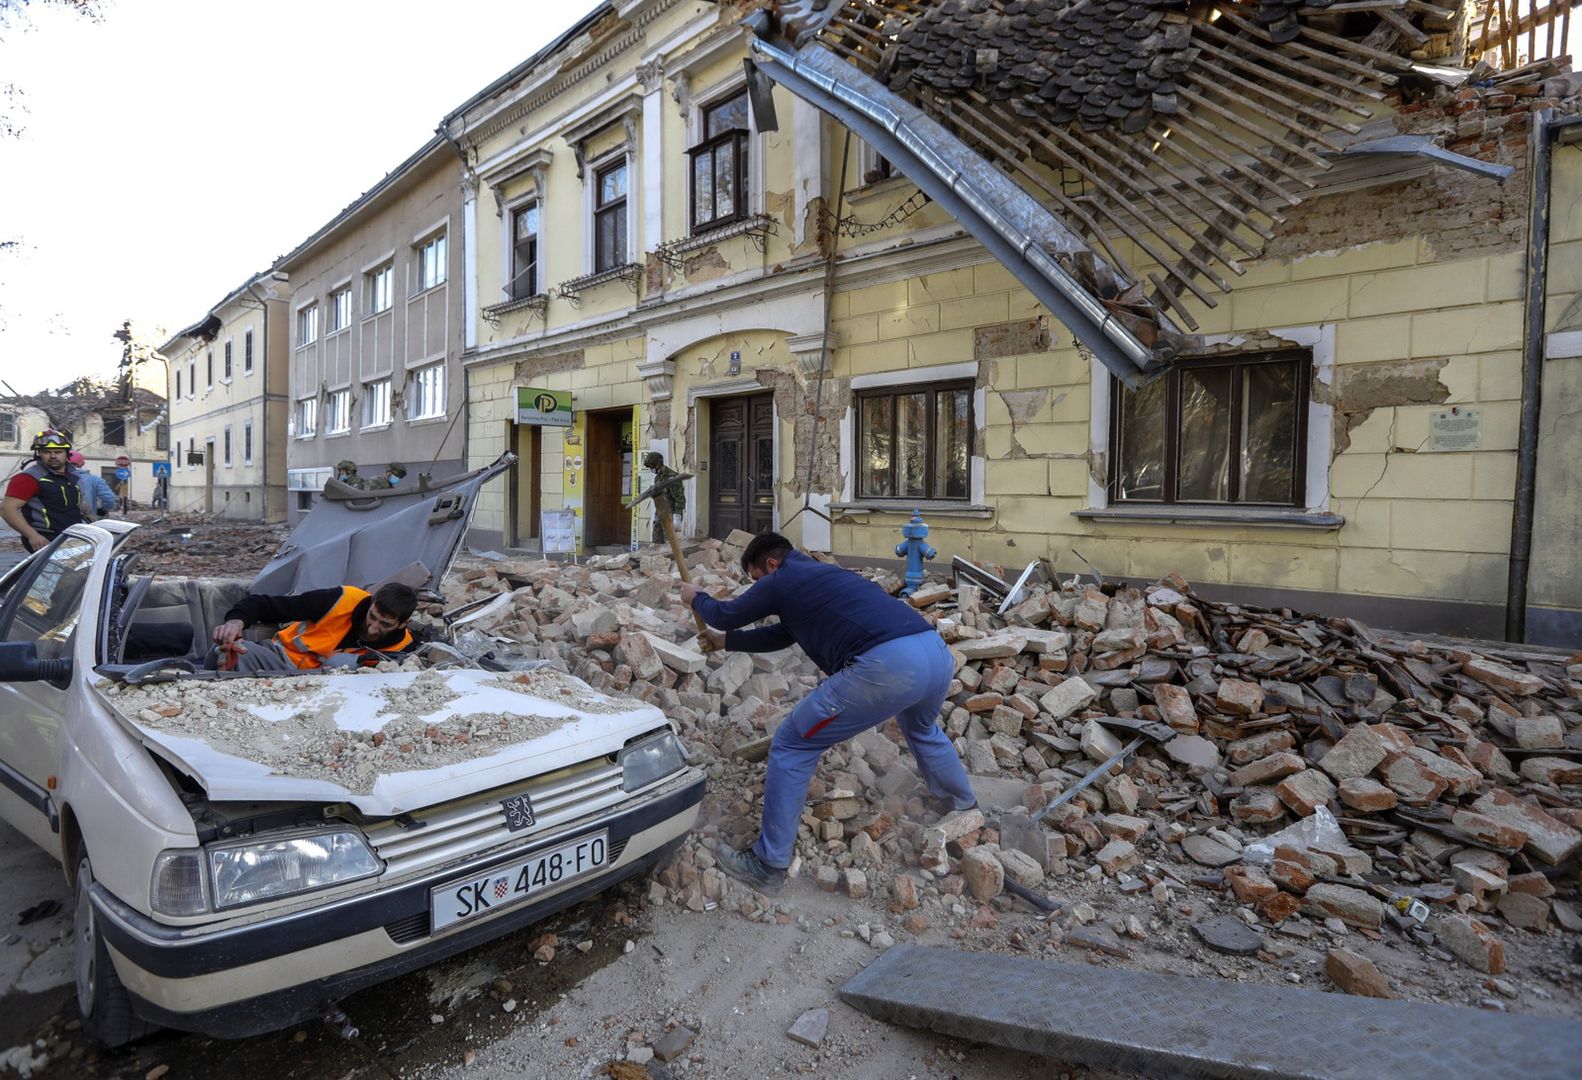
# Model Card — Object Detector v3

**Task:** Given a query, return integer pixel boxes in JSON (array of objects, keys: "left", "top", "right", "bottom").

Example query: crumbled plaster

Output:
[
  {"left": 757, "top": 366, "right": 848, "bottom": 497},
  {"left": 514, "top": 351, "right": 584, "bottom": 381},
  {"left": 1332, "top": 357, "right": 1451, "bottom": 455},
  {"left": 682, "top": 246, "right": 731, "bottom": 280},
  {"left": 974, "top": 316, "right": 1052, "bottom": 361}
]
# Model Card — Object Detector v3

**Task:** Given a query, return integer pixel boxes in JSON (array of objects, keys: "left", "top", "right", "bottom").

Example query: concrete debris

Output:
[
  {"left": 148, "top": 527, "right": 1568, "bottom": 1024},
  {"left": 786, "top": 1007, "right": 828, "bottom": 1048}
]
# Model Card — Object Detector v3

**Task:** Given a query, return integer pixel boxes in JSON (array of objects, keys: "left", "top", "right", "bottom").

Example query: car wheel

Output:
[{"left": 73, "top": 849, "right": 153, "bottom": 1047}]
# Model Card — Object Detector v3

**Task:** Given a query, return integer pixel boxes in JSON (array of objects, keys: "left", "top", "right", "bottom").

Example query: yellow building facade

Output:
[{"left": 449, "top": 0, "right": 1579, "bottom": 643}]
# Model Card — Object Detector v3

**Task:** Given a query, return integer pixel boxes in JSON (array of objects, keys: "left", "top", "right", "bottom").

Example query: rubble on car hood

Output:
[{"left": 98, "top": 666, "right": 665, "bottom": 816}]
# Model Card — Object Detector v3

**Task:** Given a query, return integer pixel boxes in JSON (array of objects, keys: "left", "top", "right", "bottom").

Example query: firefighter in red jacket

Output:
[
  {"left": 2, "top": 429, "right": 90, "bottom": 553},
  {"left": 208, "top": 582, "right": 419, "bottom": 674}
]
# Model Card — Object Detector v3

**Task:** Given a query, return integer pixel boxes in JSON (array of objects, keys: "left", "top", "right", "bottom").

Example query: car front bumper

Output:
[{"left": 90, "top": 769, "right": 705, "bottom": 1038}]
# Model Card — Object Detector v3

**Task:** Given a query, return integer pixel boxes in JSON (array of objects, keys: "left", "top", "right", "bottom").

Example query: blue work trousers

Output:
[{"left": 753, "top": 630, "right": 976, "bottom": 869}]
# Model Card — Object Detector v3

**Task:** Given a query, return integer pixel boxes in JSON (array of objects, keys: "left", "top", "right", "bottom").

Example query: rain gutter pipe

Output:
[{"left": 743, "top": 33, "right": 1164, "bottom": 387}]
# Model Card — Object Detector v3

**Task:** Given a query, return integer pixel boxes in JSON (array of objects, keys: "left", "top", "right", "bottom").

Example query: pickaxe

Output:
[
  {"left": 624, "top": 471, "right": 707, "bottom": 634},
  {"left": 1028, "top": 717, "right": 1177, "bottom": 825}
]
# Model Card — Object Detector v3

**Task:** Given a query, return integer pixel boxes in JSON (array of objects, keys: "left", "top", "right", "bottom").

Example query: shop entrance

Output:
[
  {"left": 582, "top": 408, "right": 634, "bottom": 549},
  {"left": 708, "top": 393, "right": 774, "bottom": 541},
  {"left": 509, "top": 423, "right": 542, "bottom": 547}
]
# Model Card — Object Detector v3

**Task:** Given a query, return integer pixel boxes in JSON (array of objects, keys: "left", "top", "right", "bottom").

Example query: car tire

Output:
[{"left": 73, "top": 849, "right": 154, "bottom": 1047}]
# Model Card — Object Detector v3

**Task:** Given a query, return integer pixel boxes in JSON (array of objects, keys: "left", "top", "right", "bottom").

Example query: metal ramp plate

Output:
[{"left": 839, "top": 944, "right": 1582, "bottom": 1079}]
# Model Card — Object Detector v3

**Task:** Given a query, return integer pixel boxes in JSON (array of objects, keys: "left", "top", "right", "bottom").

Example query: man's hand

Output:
[
  {"left": 696, "top": 628, "right": 725, "bottom": 653},
  {"left": 679, "top": 581, "right": 702, "bottom": 605},
  {"left": 212, "top": 618, "right": 245, "bottom": 645}
]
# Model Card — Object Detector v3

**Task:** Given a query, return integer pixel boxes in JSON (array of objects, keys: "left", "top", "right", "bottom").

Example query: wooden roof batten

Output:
[{"left": 756, "top": 0, "right": 1533, "bottom": 377}]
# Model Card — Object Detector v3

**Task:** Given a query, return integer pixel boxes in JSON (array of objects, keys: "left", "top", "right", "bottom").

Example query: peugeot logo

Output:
[{"left": 501, "top": 793, "right": 536, "bottom": 832}]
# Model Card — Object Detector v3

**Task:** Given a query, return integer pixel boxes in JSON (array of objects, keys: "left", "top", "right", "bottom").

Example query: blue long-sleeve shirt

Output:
[
  {"left": 690, "top": 550, "right": 931, "bottom": 675},
  {"left": 73, "top": 468, "right": 116, "bottom": 513}
]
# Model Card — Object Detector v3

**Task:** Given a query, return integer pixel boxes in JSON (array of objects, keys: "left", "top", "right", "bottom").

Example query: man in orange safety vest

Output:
[{"left": 207, "top": 582, "right": 419, "bottom": 674}]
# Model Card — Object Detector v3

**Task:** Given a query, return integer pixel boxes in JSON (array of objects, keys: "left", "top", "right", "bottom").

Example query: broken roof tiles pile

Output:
[{"left": 439, "top": 540, "right": 1581, "bottom": 982}]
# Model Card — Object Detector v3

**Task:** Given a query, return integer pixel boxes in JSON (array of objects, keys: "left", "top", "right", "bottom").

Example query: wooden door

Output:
[
  {"left": 582, "top": 410, "right": 627, "bottom": 548},
  {"left": 709, "top": 393, "right": 774, "bottom": 540}
]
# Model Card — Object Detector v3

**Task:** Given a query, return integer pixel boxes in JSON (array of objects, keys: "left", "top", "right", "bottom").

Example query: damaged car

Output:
[{"left": 0, "top": 453, "right": 705, "bottom": 1044}]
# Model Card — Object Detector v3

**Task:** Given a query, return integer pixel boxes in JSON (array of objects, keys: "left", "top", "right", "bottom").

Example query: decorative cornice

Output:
[
  {"left": 468, "top": 0, "right": 684, "bottom": 147},
  {"left": 785, "top": 331, "right": 832, "bottom": 377},
  {"left": 636, "top": 358, "right": 677, "bottom": 401},
  {"left": 637, "top": 59, "right": 664, "bottom": 93}
]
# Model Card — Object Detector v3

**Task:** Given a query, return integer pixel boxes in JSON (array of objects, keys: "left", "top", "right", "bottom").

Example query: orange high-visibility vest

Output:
[{"left": 276, "top": 586, "right": 413, "bottom": 670}]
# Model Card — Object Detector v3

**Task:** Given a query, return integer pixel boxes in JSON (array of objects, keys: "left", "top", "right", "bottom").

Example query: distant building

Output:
[
  {"left": 0, "top": 377, "right": 168, "bottom": 505},
  {"left": 160, "top": 271, "right": 293, "bottom": 521},
  {"left": 274, "top": 137, "right": 467, "bottom": 521}
]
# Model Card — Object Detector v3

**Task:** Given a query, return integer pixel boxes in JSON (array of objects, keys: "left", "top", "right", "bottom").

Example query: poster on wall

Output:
[
  {"left": 541, "top": 509, "right": 576, "bottom": 555},
  {"left": 561, "top": 410, "right": 587, "bottom": 554},
  {"left": 516, "top": 387, "right": 572, "bottom": 427}
]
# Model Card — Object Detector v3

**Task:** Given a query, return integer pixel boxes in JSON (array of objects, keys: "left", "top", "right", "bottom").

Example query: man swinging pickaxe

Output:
[{"left": 625, "top": 468, "right": 707, "bottom": 636}]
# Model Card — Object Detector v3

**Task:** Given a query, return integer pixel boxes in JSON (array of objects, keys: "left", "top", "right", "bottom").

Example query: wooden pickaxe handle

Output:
[{"left": 654, "top": 495, "right": 709, "bottom": 635}]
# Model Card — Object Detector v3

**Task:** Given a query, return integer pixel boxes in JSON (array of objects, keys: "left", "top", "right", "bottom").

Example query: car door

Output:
[{"left": 0, "top": 532, "right": 102, "bottom": 851}]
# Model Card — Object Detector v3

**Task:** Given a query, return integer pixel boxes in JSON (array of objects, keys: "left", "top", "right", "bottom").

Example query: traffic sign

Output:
[
  {"left": 114, "top": 467, "right": 131, "bottom": 482},
  {"left": 152, "top": 461, "right": 171, "bottom": 478}
]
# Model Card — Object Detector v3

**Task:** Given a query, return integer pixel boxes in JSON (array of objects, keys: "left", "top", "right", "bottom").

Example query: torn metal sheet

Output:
[
  {"left": 1339, "top": 135, "right": 1515, "bottom": 180},
  {"left": 746, "top": 34, "right": 1167, "bottom": 386},
  {"left": 841, "top": 943, "right": 1582, "bottom": 1079}
]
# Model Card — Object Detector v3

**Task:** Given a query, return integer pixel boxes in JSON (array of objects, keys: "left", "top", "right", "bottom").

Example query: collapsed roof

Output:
[{"left": 749, "top": 0, "right": 1558, "bottom": 384}]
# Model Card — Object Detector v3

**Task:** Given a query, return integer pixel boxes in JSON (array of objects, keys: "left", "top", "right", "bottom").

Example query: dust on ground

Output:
[{"left": 98, "top": 667, "right": 633, "bottom": 795}]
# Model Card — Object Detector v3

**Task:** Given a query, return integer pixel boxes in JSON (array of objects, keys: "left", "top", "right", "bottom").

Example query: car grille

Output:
[
  {"left": 363, "top": 757, "right": 628, "bottom": 880},
  {"left": 383, "top": 837, "right": 630, "bottom": 944}
]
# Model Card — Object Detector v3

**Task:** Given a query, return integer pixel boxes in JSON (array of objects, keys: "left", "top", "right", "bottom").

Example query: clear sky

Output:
[{"left": 0, "top": 0, "right": 597, "bottom": 396}]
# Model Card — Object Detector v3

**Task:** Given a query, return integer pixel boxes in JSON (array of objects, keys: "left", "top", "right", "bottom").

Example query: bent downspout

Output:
[{"left": 1506, "top": 109, "right": 1582, "bottom": 642}]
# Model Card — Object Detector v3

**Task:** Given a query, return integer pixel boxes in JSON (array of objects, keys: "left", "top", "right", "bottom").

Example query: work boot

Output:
[
  {"left": 714, "top": 843, "right": 786, "bottom": 893},
  {"left": 922, "top": 795, "right": 980, "bottom": 820}
]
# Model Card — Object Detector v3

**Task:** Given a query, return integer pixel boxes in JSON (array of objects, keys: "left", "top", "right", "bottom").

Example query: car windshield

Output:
[{"left": 5, "top": 536, "right": 95, "bottom": 659}]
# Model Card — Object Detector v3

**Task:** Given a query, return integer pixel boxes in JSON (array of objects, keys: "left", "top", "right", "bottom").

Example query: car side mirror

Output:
[{"left": 0, "top": 642, "right": 72, "bottom": 688}]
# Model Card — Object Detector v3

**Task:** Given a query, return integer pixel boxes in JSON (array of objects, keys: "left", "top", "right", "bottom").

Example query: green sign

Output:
[{"left": 516, "top": 387, "right": 572, "bottom": 427}]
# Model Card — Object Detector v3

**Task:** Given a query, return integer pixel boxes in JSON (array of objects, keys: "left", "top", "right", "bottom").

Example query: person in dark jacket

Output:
[
  {"left": 680, "top": 532, "right": 977, "bottom": 891},
  {"left": 207, "top": 582, "right": 419, "bottom": 674},
  {"left": 2, "top": 428, "right": 89, "bottom": 553}
]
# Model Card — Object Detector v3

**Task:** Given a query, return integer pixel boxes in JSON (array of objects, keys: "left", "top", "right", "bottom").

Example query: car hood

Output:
[
  {"left": 249, "top": 452, "right": 516, "bottom": 595},
  {"left": 100, "top": 667, "right": 667, "bottom": 817}
]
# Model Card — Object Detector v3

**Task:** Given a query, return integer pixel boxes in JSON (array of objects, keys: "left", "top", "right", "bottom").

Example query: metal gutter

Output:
[
  {"left": 1505, "top": 109, "right": 1582, "bottom": 640},
  {"left": 744, "top": 35, "right": 1166, "bottom": 387}
]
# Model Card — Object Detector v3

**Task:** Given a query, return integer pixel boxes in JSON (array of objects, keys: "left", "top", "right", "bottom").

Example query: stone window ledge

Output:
[
  {"left": 832, "top": 500, "right": 994, "bottom": 520},
  {"left": 1072, "top": 506, "right": 1345, "bottom": 530}
]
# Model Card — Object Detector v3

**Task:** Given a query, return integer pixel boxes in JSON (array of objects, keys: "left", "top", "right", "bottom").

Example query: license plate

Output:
[{"left": 430, "top": 831, "right": 609, "bottom": 932}]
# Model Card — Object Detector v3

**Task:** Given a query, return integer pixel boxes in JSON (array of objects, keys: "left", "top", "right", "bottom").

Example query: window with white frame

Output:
[
  {"left": 594, "top": 159, "right": 628, "bottom": 274},
  {"left": 188, "top": 362, "right": 195, "bottom": 396},
  {"left": 243, "top": 420, "right": 254, "bottom": 464},
  {"left": 510, "top": 203, "right": 539, "bottom": 300},
  {"left": 855, "top": 380, "right": 974, "bottom": 501},
  {"left": 0, "top": 412, "right": 16, "bottom": 443},
  {"left": 223, "top": 426, "right": 233, "bottom": 466},
  {"left": 223, "top": 340, "right": 233, "bottom": 380},
  {"left": 244, "top": 328, "right": 254, "bottom": 373},
  {"left": 362, "top": 378, "right": 391, "bottom": 428},
  {"left": 417, "top": 232, "right": 447, "bottom": 291},
  {"left": 206, "top": 350, "right": 214, "bottom": 387},
  {"left": 174, "top": 370, "right": 182, "bottom": 399},
  {"left": 690, "top": 92, "right": 750, "bottom": 234},
  {"left": 328, "top": 286, "right": 352, "bottom": 332},
  {"left": 297, "top": 304, "right": 319, "bottom": 347},
  {"left": 295, "top": 397, "right": 317, "bottom": 438},
  {"left": 368, "top": 264, "right": 393, "bottom": 314},
  {"left": 407, "top": 362, "right": 445, "bottom": 420},
  {"left": 325, "top": 388, "right": 351, "bottom": 433}
]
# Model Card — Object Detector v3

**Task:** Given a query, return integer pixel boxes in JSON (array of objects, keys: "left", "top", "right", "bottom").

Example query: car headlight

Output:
[
  {"left": 207, "top": 829, "right": 382, "bottom": 911},
  {"left": 618, "top": 731, "right": 688, "bottom": 792}
]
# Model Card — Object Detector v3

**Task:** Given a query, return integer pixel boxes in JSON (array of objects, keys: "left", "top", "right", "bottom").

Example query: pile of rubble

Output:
[
  {"left": 117, "top": 512, "right": 292, "bottom": 576},
  {"left": 441, "top": 538, "right": 1581, "bottom": 995}
]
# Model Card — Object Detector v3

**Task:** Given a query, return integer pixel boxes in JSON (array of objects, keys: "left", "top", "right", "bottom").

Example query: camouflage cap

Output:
[
  {"left": 336, "top": 459, "right": 358, "bottom": 472},
  {"left": 386, "top": 461, "right": 407, "bottom": 478}
]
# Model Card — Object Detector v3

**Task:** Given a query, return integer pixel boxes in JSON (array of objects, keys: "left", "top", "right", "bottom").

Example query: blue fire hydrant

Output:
[{"left": 894, "top": 510, "right": 936, "bottom": 597}]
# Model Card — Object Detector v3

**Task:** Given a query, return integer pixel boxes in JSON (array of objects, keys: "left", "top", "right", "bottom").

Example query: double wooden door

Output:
[{"left": 708, "top": 393, "right": 774, "bottom": 540}]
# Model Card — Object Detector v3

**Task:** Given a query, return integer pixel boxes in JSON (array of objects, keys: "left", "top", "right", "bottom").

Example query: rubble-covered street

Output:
[{"left": 1, "top": 519, "right": 1580, "bottom": 1078}]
